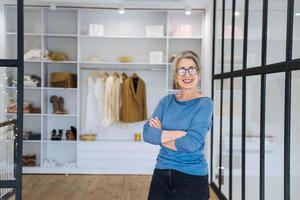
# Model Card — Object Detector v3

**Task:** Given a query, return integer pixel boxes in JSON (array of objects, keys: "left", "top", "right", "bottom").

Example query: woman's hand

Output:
[
  {"left": 161, "top": 130, "right": 187, "bottom": 143},
  {"left": 162, "top": 141, "right": 177, "bottom": 151},
  {"left": 149, "top": 117, "right": 162, "bottom": 129}
]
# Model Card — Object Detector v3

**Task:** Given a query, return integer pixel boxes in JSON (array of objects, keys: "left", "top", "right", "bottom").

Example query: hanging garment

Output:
[
  {"left": 103, "top": 75, "right": 115, "bottom": 127},
  {"left": 119, "top": 73, "right": 128, "bottom": 121},
  {"left": 111, "top": 73, "right": 123, "bottom": 122},
  {"left": 121, "top": 73, "right": 147, "bottom": 122},
  {"left": 84, "top": 77, "right": 102, "bottom": 134},
  {"left": 94, "top": 76, "right": 106, "bottom": 134}
]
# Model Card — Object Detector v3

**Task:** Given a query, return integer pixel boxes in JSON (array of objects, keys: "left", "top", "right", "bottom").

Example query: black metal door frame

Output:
[
  {"left": 210, "top": 0, "right": 300, "bottom": 199},
  {"left": 0, "top": 0, "right": 23, "bottom": 200}
]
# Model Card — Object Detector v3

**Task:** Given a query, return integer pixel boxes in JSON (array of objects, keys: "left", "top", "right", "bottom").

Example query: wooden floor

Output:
[{"left": 20, "top": 175, "right": 219, "bottom": 200}]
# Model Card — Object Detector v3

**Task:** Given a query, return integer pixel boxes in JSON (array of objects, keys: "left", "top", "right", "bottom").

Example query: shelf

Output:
[
  {"left": 6, "top": 32, "right": 42, "bottom": 36},
  {"left": 80, "top": 64, "right": 166, "bottom": 71},
  {"left": 80, "top": 61, "right": 168, "bottom": 66},
  {"left": 23, "top": 167, "right": 76, "bottom": 174},
  {"left": 24, "top": 60, "right": 42, "bottom": 63},
  {"left": 23, "top": 167, "right": 42, "bottom": 171},
  {"left": 23, "top": 140, "right": 41, "bottom": 143},
  {"left": 6, "top": 86, "right": 42, "bottom": 90},
  {"left": 6, "top": 113, "right": 42, "bottom": 116},
  {"left": 44, "top": 33, "right": 77, "bottom": 37},
  {"left": 5, "top": 87, "right": 77, "bottom": 91},
  {"left": 7, "top": 113, "right": 78, "bottom": 117},
  {"left": 25, "top": 60, "right": 78, "bottom": 64},
  {"left": 43, "top": 114, "right": 77, "bottom": 117},
  {"left": 80, "top": 35, "right": 167, "bottom": 39},
  {"left": 43, "top": 87, "right": 78, "bottom": 91},
  {"left": 43, "top": 140, "right": 77, "bottom": 144},
  {"left": 44, "top": 60, "right": 78, "bottom": 64}
]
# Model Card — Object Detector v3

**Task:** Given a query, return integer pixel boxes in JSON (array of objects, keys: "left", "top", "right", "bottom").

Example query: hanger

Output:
[
  {"left": 132, "top": 72, "right": 139, "bottom": 79},
  {"left": 90, "top": 70, "right": 102, "bottom": 78},
  {"left": 102, "top": 72, "right": 109, "bottom": 79},
  {"left": 113, "top": 72, "right": 120, "bottom": 78}
]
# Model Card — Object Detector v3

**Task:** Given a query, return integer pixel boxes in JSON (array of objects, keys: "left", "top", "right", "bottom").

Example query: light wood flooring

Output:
[{"left": 20, "top": 175, "right": 219, "bottom": 200}]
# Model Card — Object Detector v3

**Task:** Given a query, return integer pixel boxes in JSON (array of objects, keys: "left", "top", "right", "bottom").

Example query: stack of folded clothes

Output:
[
  {"left": 23, "top": 131, "right": 41, "bottom": 140},
  {"left": 7, "top": 99, "right": 32, "bottom": 113},
  {"left": 12, "top": 74, "right": 41, "bottom": 87},
  {"left": 24, "top": 48, "right": 48, "bottom": 61},
  {"left": 22, "top": 154, "right": 36, "bottom": 167}
]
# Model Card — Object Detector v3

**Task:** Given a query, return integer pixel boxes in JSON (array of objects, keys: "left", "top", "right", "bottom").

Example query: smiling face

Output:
[{"left": 175, "top": 58, "right": 200, "bottom": 90}]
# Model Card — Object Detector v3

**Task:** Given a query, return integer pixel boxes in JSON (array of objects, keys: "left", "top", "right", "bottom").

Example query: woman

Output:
[{"left": 143, "top": 50, "right": 213, "bottom": 200}]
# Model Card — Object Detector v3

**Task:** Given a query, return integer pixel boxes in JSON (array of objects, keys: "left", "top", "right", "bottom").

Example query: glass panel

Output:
[
  {"left": 265, "top": 73, "right": 285, "bottom": 200},
  {"left": 221, "top": 79, "right": 230, "bottom": 197},
  {"left": 0, "top": 68, "right": 17, "bottom": 182},
  {"left": 291, "top": 70, "right": 300, "bottom": 199},
  {"left": 1, "top": 3, "right": 17, "bottom": 59},
  {"left": 0, "top": 67, "right": 18, "bottom": 122},
  {"left": 0, "top": 188, "right": 15, "bottom": 199},
  {"left": 293, "top": 0, "right": 300, "bottom": 59},
  {"left": 247, "top": 1, "right": 263, "bottom": 68},
  {"left": 215, "top": 0, "right": 223, "bottom": 74},
  {"left": 245, "top": 75, "right": 261, "bottom": 200},
  {"left": 224, "top": 0, "right": 232, "bottom": 73},
  {"left": 0, "top": 122, "right": 16, "bottom": 180},
  {"left": 267, "top": 1, "right": 287, "bottom": 64},
  {"left": 232, "top": 77, "right": 242, "bottom": 200},
  {"left": 213, "top": 80, "right": 221, "bottom": 185},
  {"left": 234, "top": 0, "right": 245, "bottom": 71}
]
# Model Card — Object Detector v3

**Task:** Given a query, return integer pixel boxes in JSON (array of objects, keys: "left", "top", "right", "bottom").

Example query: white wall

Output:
[
  {"left": 0, "top": 1, "right": 5, "bottom": 123},
  {"left": 202, "top": 0, "right": 214, "bottom": 181}
]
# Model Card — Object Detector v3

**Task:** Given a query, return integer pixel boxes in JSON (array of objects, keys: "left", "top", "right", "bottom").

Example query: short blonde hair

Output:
[{"left": 172, "top": 50, "right": 201, "bottom": 89}]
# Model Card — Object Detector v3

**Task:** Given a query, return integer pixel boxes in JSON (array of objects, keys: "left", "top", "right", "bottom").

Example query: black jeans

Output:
[{"left": 148, "top": 169, "right": 210, "bottom": 200}]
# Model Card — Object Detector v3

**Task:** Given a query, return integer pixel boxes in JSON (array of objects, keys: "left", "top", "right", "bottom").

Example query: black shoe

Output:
[
  {"left": 70, "top": 126, "right": 77, "bottom": 140},
  {"left": 57, "top": 129, "right": 63, "bottom": 140},
  {"left": 51, "top": 129, "right": 57, "bottom": 141}
]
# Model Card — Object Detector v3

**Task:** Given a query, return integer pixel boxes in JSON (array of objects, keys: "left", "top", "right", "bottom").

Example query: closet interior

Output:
[{"left": 2, "top": 6, "right": 205, "bottom": 174}]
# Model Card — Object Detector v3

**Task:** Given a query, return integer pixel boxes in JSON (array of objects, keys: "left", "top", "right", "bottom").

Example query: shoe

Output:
[
  {"left": 66, "top": 129, "right": 75, "bottom": 140},
  {"left": 57, "top": 129, "right": 63, "bottom": 140},
  {"left": 50, "top": 95, "right": 60, "bottom": 114},
  {"left": 58, "top": 97, "right": 68, "bottom": 114},
  {"left": 70, "top": 126, "right": 77, "bottom": 140},
  {"left": 51, "top": 129, "right": 57, "bottom": 140}
]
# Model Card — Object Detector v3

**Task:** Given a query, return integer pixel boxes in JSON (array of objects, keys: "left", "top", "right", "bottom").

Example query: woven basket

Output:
[{"left": 80, "top": 134, "right": 97, "bottom": 141}]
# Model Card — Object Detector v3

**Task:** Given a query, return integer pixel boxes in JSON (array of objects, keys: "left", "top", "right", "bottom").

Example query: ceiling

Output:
[{"left": 19, "top": 0, "right": 210, "bottom": 9}]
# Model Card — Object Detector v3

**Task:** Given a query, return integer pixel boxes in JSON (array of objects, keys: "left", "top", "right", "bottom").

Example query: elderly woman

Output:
[{"left": 143, "top": 50, "right": 213, "bottom": 200}]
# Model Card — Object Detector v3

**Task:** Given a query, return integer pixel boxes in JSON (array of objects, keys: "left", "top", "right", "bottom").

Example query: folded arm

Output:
[
  {"left": 143, "top": 98, "right": 213, "bottom": 153},
  {"left": 143, "top": 115, "right": 186, "bottom": 145},
  {"left": 174, "top": 100, "right": 214, "bottom": 153}
]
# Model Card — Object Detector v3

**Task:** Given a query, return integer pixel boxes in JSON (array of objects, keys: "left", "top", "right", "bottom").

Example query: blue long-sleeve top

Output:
[{"left": 143, "top": 94, "right": 213, "bottom": 176}]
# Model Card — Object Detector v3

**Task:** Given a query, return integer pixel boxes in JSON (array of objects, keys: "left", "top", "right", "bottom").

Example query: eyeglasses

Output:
[{"left": 176, "top": 66, "right": 198, "bottom": 76}]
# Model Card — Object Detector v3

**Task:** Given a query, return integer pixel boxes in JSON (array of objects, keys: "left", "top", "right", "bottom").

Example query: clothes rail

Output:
[{"left": 80, "top": 68, "right": 166, "bottom": 71}]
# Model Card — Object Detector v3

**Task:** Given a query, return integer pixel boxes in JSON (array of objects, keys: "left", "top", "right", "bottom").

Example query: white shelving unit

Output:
[{"left": 4, "top": 6, "right": 206, "bottom": 174}]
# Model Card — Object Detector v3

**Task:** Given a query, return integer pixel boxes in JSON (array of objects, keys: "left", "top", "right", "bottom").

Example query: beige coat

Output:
[{"left": 121, "top": 74, "right": 147, "bottom": 122}]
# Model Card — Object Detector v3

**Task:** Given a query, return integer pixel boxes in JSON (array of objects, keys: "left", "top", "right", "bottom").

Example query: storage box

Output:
[
  {"left": 89, "top": 24, "right": 104, "bottom": 36},
  {"left": 171, "top": 24, "right": 193, "bottom": 37},
  {"left": 50, "top": 72, "right": 77, "bottom": 88},
  {"left": 145, "top": 25, "right": 164, "bottom": 37},
  {"left": 149, "top": 51, "right": 163, "bottom": 64}
]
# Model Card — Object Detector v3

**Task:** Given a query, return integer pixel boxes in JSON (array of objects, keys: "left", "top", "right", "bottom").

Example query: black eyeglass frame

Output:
[{"left": 176, "top": 66, "right": 199, "bottom": 76}]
